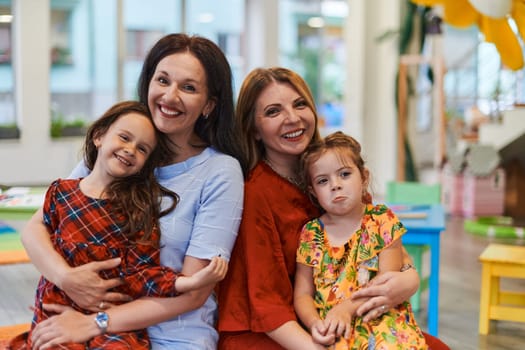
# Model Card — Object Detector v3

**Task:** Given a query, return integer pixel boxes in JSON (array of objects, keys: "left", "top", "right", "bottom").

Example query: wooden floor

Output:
[{"left": 1, "top": 216, "right": 525, "bottom": 349}]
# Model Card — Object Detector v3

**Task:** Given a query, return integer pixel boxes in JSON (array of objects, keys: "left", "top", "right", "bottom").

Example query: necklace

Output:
[{"left": 263, "top": 158, "right": 303, "bottom": 188}]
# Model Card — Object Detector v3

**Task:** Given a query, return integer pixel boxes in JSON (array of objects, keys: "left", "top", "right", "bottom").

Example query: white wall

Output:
[
  {"left": 343, "top": 0, "right": 400, "bottom": 196},
  {"left": 0, "top": 0, "right": 84, "bottom": 186},
  {"left": 244, "top": 0, "right": 279, "bottom": 71}
]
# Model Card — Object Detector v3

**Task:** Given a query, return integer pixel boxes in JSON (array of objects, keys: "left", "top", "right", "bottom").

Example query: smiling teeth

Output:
[
  {"left": 284, "top": 130, "right": 303, "bottom": 138},
  {"left": 160, "top": 106, "right": 181, "bottom": 116},
  {"left": 116, "top": 155, "right": 131, "bottom": 166}
]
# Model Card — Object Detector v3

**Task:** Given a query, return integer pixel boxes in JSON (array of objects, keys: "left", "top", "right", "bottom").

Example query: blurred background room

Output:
[{"left": 1, "top": 1, "right": 525, "bottom": 348}]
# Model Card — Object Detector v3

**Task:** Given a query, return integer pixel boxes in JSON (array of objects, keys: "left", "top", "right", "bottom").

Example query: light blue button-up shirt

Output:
[{"left": 70, "top": 147, "right": 244, "bottom": 349}]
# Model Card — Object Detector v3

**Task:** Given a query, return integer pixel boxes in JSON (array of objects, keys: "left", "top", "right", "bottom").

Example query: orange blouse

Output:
[{"left": 218, "top": 161, "right": 320, "bottom": 334}]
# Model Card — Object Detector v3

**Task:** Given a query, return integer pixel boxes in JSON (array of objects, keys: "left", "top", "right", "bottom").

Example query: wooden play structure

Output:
[{"left": 397, "top": 54, "right": 446, "bottom": 181}]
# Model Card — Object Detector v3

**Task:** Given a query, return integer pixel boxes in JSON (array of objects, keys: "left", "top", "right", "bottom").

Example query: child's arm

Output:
[
  {"left": 22, "top": 208, "right": 128, "bottom": 312},
  {"left": 294, "top": 263, "right": 321, "bottom": 332},
  {"left": 294, "top": 263, "right": 335, "bottom": 346},
  {"left": 378, "top": 238, "right": 403, "bottom": 274},
  {"left": 121, "top": 232, "right": 229, "bottom": 299},
  {"left": 174, "top": 256, "right": 228, "bottom": 293}
]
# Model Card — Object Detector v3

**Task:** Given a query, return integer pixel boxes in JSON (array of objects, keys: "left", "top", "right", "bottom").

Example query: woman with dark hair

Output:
[{"left": 21, "top": 34, "right": 245, "bottom": 350}]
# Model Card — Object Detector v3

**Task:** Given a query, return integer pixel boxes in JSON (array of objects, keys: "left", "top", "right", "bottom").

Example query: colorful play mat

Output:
[
  {"left": 0, "top": 227, "right": 29, "bottom": 265},
  {"left": 464, "top": 216, "right": 525, "bottom": 239}
]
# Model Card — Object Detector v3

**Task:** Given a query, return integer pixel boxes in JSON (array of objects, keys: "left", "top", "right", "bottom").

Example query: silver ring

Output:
[
  {"left": 99, "top": 301, "right": 105, "bottom": 310},
  {"left": 380, "top": 305, "right": 386, "bottom": 312}
]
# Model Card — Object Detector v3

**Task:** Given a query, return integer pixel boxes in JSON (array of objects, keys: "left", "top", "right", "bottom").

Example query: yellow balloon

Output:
[
  {"left": 480, "top": 16, "right": 524, "bottom": 70},
  {"left": 468, "top": 0, "right": 511, "bottom": 19},
  {"left": 442, "top": 0, "right": 479, "bottom": 27},
  {"left": 411, "top": 0, "right": 524, "bottom": 70},
  {"left": 512, "top": 0, "right": 525, "bottom": 43}
]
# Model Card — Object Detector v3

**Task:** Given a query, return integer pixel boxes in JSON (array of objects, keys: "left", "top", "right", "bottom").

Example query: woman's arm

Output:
[
  {"left": 350, "top": 245, "right": 419, "bottom": 322},
  {"left": 31, "top": 289, "right": 212, "bottom": 350},
  {"left": 21, "top": 208, "right": 126, "bottom": 311},
  {"left": 31, "top": 255, "right": 217, "bottom": 349}
]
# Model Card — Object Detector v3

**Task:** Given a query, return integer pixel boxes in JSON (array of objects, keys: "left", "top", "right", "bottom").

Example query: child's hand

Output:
[
  {"left": 324, "top": 304, "right": 352, "bottom": 340},
  {"left": 174, "top": 256, "right": 228, "bottom": 293},
  {"left": 311, "top": 319, "right": 336, "bottom": 345},
  {"left": 192, "top": 255, "right": 228, "bottom": 285}
]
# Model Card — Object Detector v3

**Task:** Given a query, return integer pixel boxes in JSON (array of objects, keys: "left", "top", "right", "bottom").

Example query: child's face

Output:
[
  {"left": 308, "top": 149, "right": 365, "bottom": 216},
  {"left": 94, "top": 113, "right": 157, "bottom": 178}
]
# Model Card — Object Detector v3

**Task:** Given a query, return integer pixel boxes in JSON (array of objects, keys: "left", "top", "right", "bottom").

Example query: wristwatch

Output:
[{"left": 94, "top": 311, "right": 109, "bottom": 334}]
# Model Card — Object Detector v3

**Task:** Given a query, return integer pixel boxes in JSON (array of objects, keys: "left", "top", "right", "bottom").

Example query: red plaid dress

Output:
[{"left": 9, "top": 178, "right": 180, "bottom": 349}]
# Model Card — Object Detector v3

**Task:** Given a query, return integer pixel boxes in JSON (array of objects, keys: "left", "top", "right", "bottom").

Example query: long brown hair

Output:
[
  {"left": 84, "top": 101, "right": 178, "bottom": 244},
  {"left": 138, "top": 33, "right": 248, "bottom": 176},
  {"left": 235, "top": 67, "right": 322, "bottom": 172}
]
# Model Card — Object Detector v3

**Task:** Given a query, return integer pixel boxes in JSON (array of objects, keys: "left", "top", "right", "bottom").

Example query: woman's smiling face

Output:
[
  {"left": 147, "top": 52, "right": 215, "bottom": 143},
  {"left": 254, "top": 81, "right": 316, "bottom": 162}
]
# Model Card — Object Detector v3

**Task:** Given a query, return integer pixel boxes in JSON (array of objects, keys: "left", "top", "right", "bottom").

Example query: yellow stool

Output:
[{"left": 478, "top": 243, "right": 525, "bottom": 334}]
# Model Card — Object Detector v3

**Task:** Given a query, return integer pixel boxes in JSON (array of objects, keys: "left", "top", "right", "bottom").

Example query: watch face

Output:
[{"left": 96, "top": 312, "right": 109, "bottom": 329}]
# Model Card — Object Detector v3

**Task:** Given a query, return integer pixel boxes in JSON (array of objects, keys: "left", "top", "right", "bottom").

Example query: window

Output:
[
  {"left": 444, "top": 22, "right": 524, "bottom": 121},
  {"left": 126, "top": 30, "right": 164, "bottom": 60},
  {"left": 0, "top": 10, "right": 10, "bottom": 63},
  {"left": 50, "top": 0, "right": 114, "bottom": 137},
  {"left": 279, "top": 0, "right": 348, "bottom": 134},
  {"left": 49, "top": 0, "right": 247, "bottom": 136},
  {"left": 0, "top": 1, "right": 15, "bottom": 136},
  {"left": 185, "top": 0, "right": 245, "bottom": 97},
  {"left": 50, "top": 9, "right": 73, "bottom": 65}
]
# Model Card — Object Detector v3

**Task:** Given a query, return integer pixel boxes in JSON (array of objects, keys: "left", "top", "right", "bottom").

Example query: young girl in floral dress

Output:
[{"left": 294, "top": 131, "right": 427, "bottom": 349}]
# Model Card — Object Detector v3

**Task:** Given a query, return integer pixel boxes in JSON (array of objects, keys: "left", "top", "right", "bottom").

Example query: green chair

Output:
[
  {"left": 386, "top": 181, "right": 441, "bottom": 206},
  {"left": 386, "top": 181, "right": 441, "bottom": 312}
]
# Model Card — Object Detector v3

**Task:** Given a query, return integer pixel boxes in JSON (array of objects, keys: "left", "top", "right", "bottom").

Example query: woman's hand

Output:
[
  {"left": 31, "top": 304, "right": 99, "bottom": 349},
  {"left": 60, "top": 258, "right": 131, "bottom": 312},
  {"left": 350, "top": 269, "right": 419, "bottom": 322}
]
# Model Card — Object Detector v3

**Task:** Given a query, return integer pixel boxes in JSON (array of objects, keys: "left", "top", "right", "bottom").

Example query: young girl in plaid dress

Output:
[{"left": 9, "top": 101, "right": 227, "bottom": 350}]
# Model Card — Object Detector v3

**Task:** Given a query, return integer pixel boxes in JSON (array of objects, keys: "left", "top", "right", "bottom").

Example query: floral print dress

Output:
[{"left": 296, "top": 204, "right": 428, "bottom": 350}]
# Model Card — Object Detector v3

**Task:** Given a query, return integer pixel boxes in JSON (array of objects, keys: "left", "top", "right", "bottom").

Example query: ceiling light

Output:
[
  {"left": 198, "top": 13, "right": 214, "bottom": 23},
  {"left": 307, "top": 16, "right": 324, "bottom": 28},
  {"left": 0, "top": 15, "right": 13, "bottom": 23}
]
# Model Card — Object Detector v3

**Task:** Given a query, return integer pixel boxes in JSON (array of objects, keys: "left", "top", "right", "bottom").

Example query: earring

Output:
[{"left": 203, "top": 113, "right": 209, "bottom": 120}]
